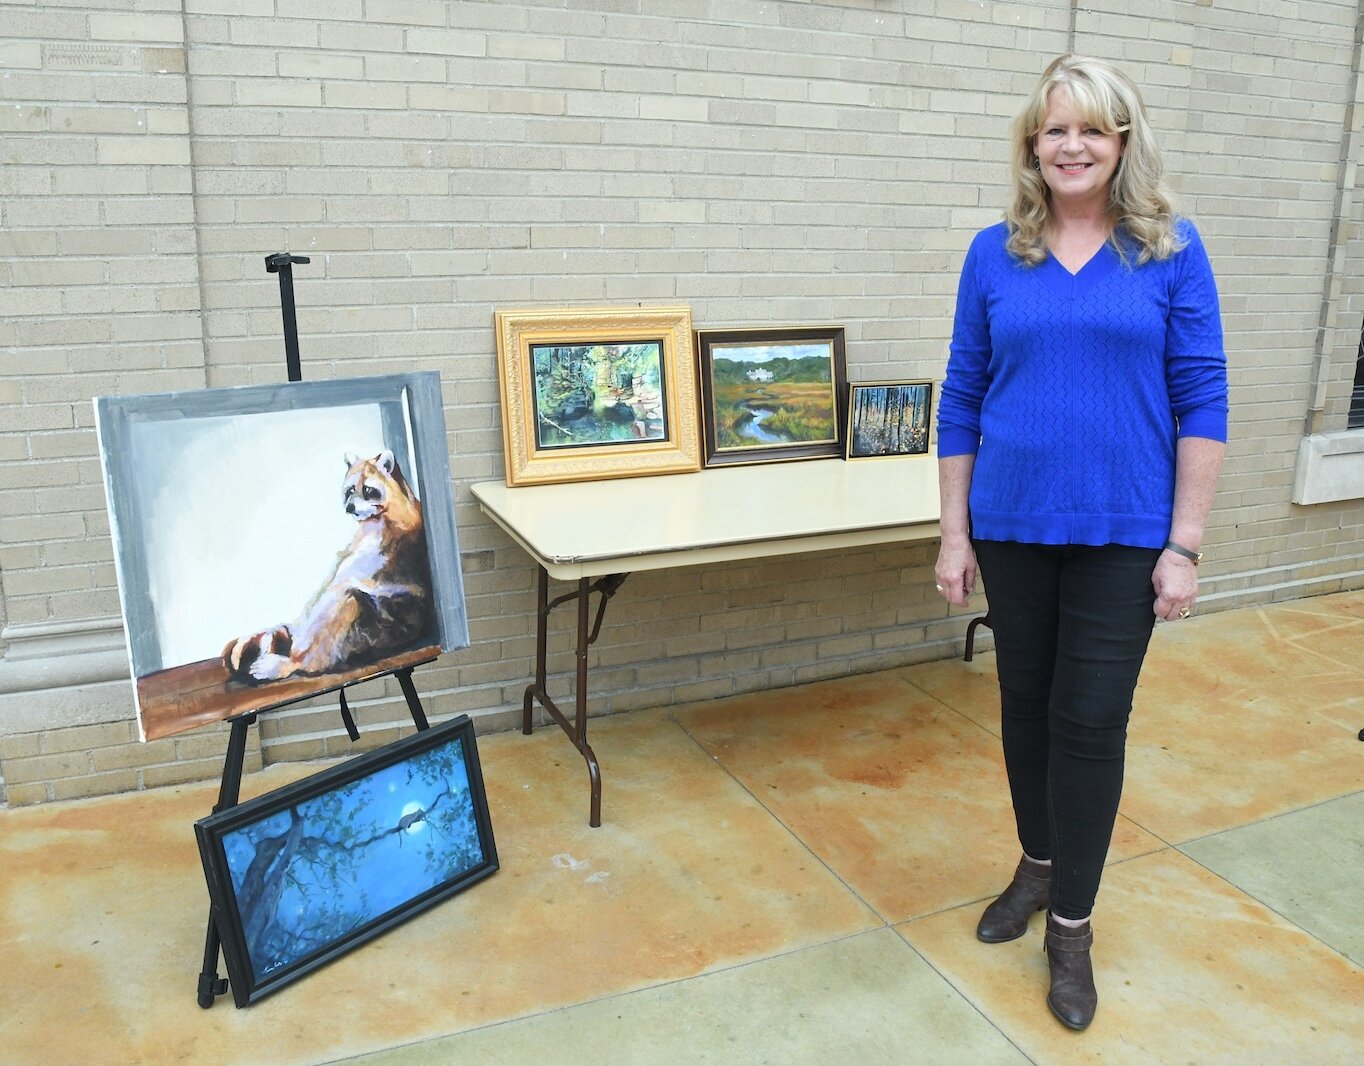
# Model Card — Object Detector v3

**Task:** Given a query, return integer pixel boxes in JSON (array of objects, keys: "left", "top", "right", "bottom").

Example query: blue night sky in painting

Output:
[{"left": 222, "top": 737, "right": 483, "bottom": 978}]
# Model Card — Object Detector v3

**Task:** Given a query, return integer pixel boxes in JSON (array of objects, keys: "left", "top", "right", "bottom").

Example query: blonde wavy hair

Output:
[{"left": 1006, "top": 55, "right": 1183, "bottom": 266}]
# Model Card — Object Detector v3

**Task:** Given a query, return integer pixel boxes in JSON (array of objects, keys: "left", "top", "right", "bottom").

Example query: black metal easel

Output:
[{"left": 195, "top": 253, "right": 435, "bottom": 1008}]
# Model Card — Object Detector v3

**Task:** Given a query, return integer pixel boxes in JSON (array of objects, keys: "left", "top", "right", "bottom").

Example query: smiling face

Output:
[{"left": 1032, "top": 88, "right": 1124, "bottom": 210}]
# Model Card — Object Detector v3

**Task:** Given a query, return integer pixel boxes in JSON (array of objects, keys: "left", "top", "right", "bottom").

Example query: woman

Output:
[{"left": 934, "top": 55, "right": 1228, "bottom": 1031}]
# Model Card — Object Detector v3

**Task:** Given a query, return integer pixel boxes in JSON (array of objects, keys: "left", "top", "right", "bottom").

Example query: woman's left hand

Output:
[{"left": 1152, "top": 551, "right": 1198, "bottom": 621}]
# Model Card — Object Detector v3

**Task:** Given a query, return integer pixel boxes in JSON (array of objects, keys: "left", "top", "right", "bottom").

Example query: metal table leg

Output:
[
  {"left": 522, "top": 566, "right": 627, "bottom": 827},
  {"left": 964, "top": 612, "right": 992, "bottom": 662}
]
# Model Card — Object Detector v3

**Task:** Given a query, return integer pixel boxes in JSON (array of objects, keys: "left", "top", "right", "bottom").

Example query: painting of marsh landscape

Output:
[
  {"left": 530, "top": 341, "right": 667, "bottom": 449},
  {"left": 698, "top": 327, "right": 847, "bottom": 466},
  {"left": 847, "top": 381, "right": 933, "bottom": 459}
]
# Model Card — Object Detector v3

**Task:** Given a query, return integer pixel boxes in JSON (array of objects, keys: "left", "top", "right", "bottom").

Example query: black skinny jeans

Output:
[{"left": 973, "top": 540, "right": 1160, "bottom": 920}]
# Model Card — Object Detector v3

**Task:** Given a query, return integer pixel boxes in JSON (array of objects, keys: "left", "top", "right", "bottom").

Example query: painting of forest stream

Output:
[
  {"left": 531, "top": 341, "right": 667, "bottom": 449},
  {"left": 197, "top": 716, "right": 496, "bottom": 1004}
]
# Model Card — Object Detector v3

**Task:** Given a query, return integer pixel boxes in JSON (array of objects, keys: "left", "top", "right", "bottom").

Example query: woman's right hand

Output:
[
  {"left": 934, "top": 535, "right": 977, "bottom": 607},
  {"left": 935, "top": 453, "right": 978, "bottom": 607}
]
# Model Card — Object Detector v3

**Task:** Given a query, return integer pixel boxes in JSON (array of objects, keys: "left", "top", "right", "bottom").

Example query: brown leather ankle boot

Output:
[
  {"left": 976, "top": 855, "right": 1051, "bottom": 943},
  {"left": 1044, "top": 912, "right": 1097, "bottom": 1030}
]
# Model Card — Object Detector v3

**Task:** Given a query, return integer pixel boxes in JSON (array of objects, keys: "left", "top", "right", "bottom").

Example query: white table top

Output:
[{"left": 470, "top": 457, "right": 942, "bottom": 580}]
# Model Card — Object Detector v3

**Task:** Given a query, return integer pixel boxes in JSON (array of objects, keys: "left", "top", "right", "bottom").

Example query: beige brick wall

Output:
[
  {"left": 2, "top": 0, "right": 1362, "bottom": 806},
  {"left": 0, "top": 717, "right": 261, "bottom": 805}
]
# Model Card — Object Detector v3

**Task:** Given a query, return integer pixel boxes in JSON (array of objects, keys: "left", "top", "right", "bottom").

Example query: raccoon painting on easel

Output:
[
  {"left": 221, "top": 449, "right": 434, "bottom": 685},
  {"left": 95, "top": 372, "right": 468, "bottom": 742}
]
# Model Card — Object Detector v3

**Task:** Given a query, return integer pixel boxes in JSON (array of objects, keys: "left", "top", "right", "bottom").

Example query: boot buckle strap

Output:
[{"left": 1045, "top": 931, "right": 1094, "bottom": 952}]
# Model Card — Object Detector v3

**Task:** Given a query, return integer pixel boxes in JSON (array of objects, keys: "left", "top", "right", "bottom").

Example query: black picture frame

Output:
[
  {"left": 194, "top": 715, "right": 497, "bottom": 1007},
  {"left": 845, "top": 380, "right": 934, "bottom": 459},
  {"left": 696, "top": 326, "right": 848, "bottom": 467}
]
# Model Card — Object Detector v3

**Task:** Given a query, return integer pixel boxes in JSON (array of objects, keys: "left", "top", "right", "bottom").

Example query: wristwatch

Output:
[{"left": 1163, "top": 540, "right": 1203, "bottom": 565}]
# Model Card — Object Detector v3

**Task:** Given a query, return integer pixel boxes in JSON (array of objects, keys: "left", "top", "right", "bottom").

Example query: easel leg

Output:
[{"left": 197, "top": 713, "right": 255, "bottom": 1008}]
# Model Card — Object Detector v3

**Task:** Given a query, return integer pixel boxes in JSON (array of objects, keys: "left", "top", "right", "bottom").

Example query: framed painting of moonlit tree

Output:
[{"left": 194, "top": 714, "right": 498, "bottom": 1007}]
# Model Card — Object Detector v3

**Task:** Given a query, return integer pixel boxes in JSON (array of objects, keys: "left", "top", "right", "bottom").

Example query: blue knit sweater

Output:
[{"left": 937, "top": 219, "right": 1228, "bottom": 548}]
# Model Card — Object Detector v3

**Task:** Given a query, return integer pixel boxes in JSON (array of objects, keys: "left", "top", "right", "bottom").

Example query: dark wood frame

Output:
[{"left": 695, "top": 325, "right": 848, "bottom": 467}]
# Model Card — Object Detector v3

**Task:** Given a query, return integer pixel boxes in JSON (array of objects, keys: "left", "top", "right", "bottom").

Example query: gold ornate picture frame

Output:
[{"left": 494, "top": 306, "right": 700, "bottom": 486}]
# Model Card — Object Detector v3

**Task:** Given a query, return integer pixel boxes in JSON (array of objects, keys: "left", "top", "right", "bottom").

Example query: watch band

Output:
[{"left": 1163, "top": 540, "right": 1203, "bottom": 565}]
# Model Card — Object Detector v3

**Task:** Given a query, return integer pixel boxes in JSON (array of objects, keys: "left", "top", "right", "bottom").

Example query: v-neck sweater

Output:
[{"left": 937, "top": 219, "right": 1228, "bottom": 548}]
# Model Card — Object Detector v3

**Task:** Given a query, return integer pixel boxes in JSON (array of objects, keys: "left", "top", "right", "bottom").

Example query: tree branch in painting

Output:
[{"left": 224, "top": 740, "right": 484, "bottom": 977}]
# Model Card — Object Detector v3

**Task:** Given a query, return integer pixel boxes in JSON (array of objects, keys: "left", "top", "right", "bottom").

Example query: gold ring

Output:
[
  {"left": 935, "top": 584, "right": 945, "bottom": 593},
  {"left": 1178, "top": 607, "right": 1191, "bottom": 619}
]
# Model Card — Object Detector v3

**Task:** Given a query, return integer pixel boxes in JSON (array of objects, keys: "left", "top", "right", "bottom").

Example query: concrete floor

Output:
[{"left": 1, "top": 591, "right": 1361, "bottom": 1064}]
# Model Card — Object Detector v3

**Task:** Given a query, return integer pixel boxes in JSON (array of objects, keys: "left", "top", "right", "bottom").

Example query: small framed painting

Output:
[
  {"left": 195, "top": 714, "right": 498, "bottom": 1007},
  {"left": 494, "top": 305, "right": 701, "bottom": 486},
  {"left": 695, "top": 326, "right": 848, "bottom": 467},
  {"left": 845, "top": 380, "right": 934, "bottom": 459}
]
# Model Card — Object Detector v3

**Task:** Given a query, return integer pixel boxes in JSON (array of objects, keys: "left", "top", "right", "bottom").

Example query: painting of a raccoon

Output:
[{"left": 222, "top": 450, "right": 433, "bottom": 683}]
